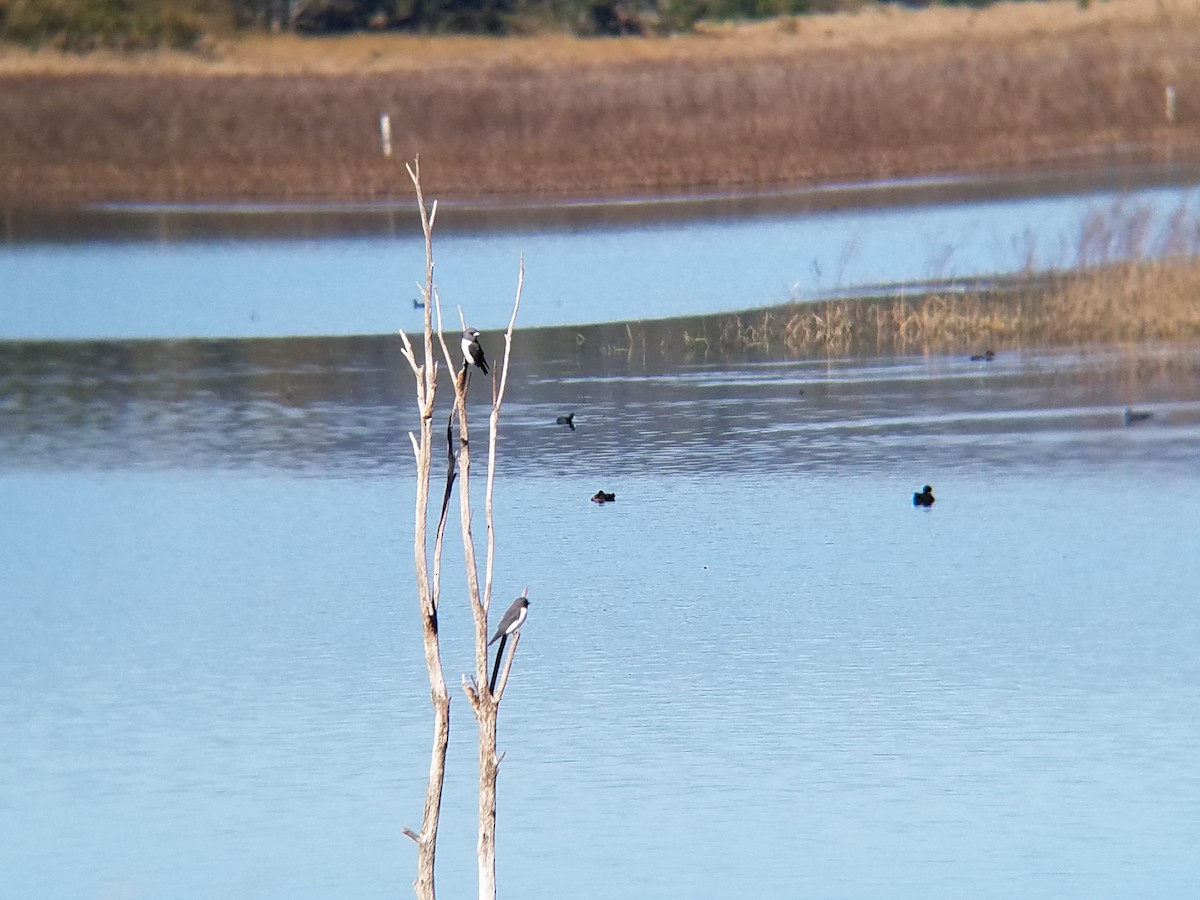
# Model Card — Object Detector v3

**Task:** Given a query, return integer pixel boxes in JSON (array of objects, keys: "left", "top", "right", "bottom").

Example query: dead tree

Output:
[
  {"left": 397, "top": 159, "right": 454, "bottom": 900},
  {"left": 444, "top": 250, "right": 526, "bottom": 900},
  {"left": 397, "top": 157, "right": 527, "bottom": 900}
]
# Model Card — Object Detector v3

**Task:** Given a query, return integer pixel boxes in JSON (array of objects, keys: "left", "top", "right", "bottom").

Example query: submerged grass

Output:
[
  {"left": 706, "top": 256, "right": 1200, "bottom": 358},
  {"left": 577, "top": 202, "right": 1200, "bottom": 360}
]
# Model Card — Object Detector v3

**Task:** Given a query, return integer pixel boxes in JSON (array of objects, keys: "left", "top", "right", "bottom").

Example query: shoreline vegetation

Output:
[
  {"left": 550, "top": 256, "right": 1200, "bottom": 360},
  {"left": 712, "top": 258, "right": 1200, "bottom": 357},
  {"left": 2, "top": 0, "right": 1199, "bottom": 207},
  {"left": 2, "top": 0, "right": 1198, "bottom": 358}
]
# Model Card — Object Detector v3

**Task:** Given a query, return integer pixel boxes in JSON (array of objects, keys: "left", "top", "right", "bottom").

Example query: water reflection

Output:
[
  {"left": 4, "top": 326, "right": 1200, "bottom": 478},
  {"left": 4, "top": 328, "right": 1200, "bottom": 899},
  {"left": 3, "top": 164, "right": 1199, "bottom": 341}
]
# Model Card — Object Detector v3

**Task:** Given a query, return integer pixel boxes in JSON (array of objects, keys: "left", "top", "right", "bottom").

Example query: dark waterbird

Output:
[
  {"left": 913, "top": 485, "right": 935, "bottom": 507},
  {"left": 970, "top": 349, "right": 996, "bottom": 362},
  {"left": 591, "top": 491, "right": 616, "bottom": 503},
  {"left": 1123, "top": 407, "right": 1152, "bottom": 426},
  {"left": 556, "top": 413, "right": 576, "bottom": 431}
]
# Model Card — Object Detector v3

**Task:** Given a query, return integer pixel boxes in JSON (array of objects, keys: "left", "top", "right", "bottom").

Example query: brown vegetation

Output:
[
  {"left": 1, "top": 0, "right": 1199, "bottom": 207},
  {"left": 697, "top": 257, "right": 1200, "bottom": 358}
]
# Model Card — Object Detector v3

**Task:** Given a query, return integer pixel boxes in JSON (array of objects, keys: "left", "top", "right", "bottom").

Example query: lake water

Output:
[
  {"left": 3, "top": 162, "right": 1199, "bottom": 342},
  {"left": 3, "top": 323, "right": 1200, "bottom": 898}
]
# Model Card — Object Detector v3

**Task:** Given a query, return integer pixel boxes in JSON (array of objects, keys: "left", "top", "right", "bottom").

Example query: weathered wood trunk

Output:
[
  {"left": 398, "top": 159, "right": 455, "bottom": 900},
  {"left": 476, "top": 700, "right": 499, "bottom": 900}
]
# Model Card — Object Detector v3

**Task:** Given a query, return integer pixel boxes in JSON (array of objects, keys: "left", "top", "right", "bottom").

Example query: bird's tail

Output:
[{"left": 489, "top": 634, "right": 507, "bottom": 693}]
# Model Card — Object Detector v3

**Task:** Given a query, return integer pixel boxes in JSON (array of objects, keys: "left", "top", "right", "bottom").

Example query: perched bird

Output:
[
  {"left": 913, "top": 485, "right": 935, "bottom": 507},
  {"left": 413, "top": 297, "right": 426, "bottom": 309},
  {"left": 488, "top": 589, "right": 530, "bottom": 694},
  {"left": 461, "top": 328, "right": 489, "bottom": 375},
  {"left": 970, "top": 349, "right": 995, "bottom": 362},
  {"left": 1123, "top": 407, "right": 1152, "bottom": 426},
  {"left": 591, "top": 490, "right": 616, "bottom": 503},
  {"left": 556, "top": 413, "right": 576, "bottom": 431},
  {"left": 488, "top": 592, "right": 530, "bottom": 647}
]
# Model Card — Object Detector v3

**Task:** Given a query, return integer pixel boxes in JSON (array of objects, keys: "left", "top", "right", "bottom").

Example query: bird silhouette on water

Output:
[
  {"left": 970, "top": 349, "right": 995, "bottom": 362},
  {"left": 913, "top": 485, "right": 935, "bottom": 507},
  {"left": 556, "top": 413, "right": 576, "bottom": 431},
  {"left": 591, "top": 490, "right": 616, "bottom": 503},
  {"left": 1123, "top": 407, "right": 1152, "bottom": 426}
]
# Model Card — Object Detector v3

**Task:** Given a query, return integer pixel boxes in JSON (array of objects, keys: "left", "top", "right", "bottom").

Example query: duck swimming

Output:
[
  {"left": 556, "top": 413, "right": 576, "bottom": 431},
  {"left": 913, "top": 485, "right": 935, "bottom": 507},
  {"left": 1123, "top": 407, "right": 1152, "bottom": 426},
  {"left": 591, "top": 490, "right": 616, "bottom": 503},
  {"left": 969, "top": 349, "right": 995, "bottom": 362}
]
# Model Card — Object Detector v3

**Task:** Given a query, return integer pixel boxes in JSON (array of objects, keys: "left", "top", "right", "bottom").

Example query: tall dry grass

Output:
[
  {"left": 702, "top": 255, "right": 1200, "bottom": 358},
  {"left": 672, "top": 199, "right": 1200, "bottom": 356},
  {"left": 1, "top": 0, "right": 1199, "bottom": 205}
]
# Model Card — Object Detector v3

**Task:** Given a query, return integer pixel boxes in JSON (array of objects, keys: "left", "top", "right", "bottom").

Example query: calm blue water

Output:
[
  {"left": 3, "top": 164, "right": 1199, "bottom": 341},
  {"left": 3, "top": 330, "right": 1200, "bottom": 898}
]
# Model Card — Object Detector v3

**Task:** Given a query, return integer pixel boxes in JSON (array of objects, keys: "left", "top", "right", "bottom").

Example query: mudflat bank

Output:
[{"left": 1, "top": 0, "right": 1198, "bottom": 207}]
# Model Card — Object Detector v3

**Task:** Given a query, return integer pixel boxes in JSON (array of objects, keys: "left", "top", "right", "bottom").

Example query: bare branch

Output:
[
  {"left": 482, "top": 259, "right": 526, "bottom": 614},
  {"left": 493, "top": 631, "right": 522, "bottom": 699},
  {"left": 397, "top": 328, "right": 419, "bottom": 372},
  {"left": 432, "top": 287, "right": 458, "bottom": 401},
  {"left": 403, "top": 156, "right": 450, "bottom": 900}
]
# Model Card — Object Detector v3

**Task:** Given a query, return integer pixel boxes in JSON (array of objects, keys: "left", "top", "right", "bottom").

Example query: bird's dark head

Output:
[{"left": 923, "top": 485, "right": 933, "bottom": 494}]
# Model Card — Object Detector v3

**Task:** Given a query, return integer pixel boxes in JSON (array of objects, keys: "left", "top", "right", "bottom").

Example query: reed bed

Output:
[
  {"left": 701, "top": 256, "right": 1200, "bottom": 358},
  {"left": 2, "top": 0, "right": 1199, "bottom": 205}
]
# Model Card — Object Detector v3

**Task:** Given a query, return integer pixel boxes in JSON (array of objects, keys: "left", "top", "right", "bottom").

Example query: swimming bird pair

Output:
[{"left": 591, "top": 491, "right": 616, "bottom": 503}]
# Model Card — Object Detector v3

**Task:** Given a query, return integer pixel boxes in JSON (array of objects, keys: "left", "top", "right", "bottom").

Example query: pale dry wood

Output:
[
  {"left": 400, "top": 158, "right": 451, "bottom": 900},
  {"left": 447, "top": 253, "right": 525, "bottom": 900},
  {"left": 398, "top": 155, "right": 527, "bottom": 900}
]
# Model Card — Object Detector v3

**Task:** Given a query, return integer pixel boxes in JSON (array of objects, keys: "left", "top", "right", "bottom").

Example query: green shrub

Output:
[{"left": 1, "top": 0, "right": 206, "bottom": 50}]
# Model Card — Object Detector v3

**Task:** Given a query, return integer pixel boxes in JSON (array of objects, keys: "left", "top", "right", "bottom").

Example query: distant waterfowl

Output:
[
  {"left": 591, "top": 491, "right": 616, "bottom": 503},
  {"left": 413, "top": 297, "right": 426, "bottom": 309},
  {"left": 556, "top": 413, "right": 576, "bottom": 431},
  {"left": 1123, "top": 407, "right": 1152, "bottom": 426},
  {"left": 970, "top": 349, "right": 995, "bottom": 362},
  {"left": 913, "top": 485, "right": 935, "bottom": 507}
]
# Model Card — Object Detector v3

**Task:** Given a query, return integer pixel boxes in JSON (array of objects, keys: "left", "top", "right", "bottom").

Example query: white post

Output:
[
  {"left": 1165, "top": 85, "right": 1176, "bottom": 125},
  {"left": 380, "top": 113, "right": 393, "bottom": 157}
]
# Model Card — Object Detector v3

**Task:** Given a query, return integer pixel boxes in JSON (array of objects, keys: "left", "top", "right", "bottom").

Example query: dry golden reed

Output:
[
  {"left": 2, "top": 0, "right": 1199, "bottom": 206},
  {"left": 701, "top": 257, "right": 1200, "bottom": 358}
]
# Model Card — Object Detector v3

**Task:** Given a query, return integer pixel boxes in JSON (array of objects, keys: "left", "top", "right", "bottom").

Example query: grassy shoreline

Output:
[
  {"left": 2, "top": 0, "right": 1199, "bottom": 207},
  {"left": 570, "top": 258, "right": 1200, "bottom": 361}
]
